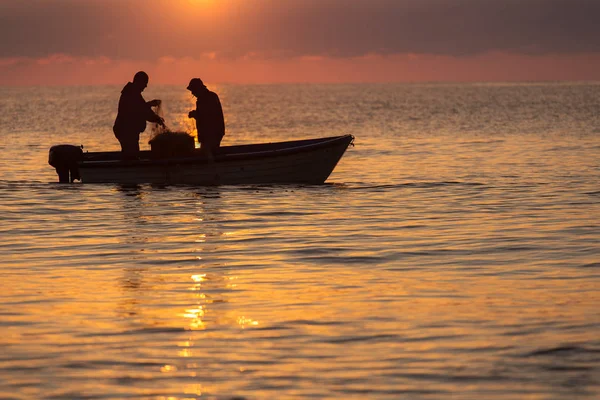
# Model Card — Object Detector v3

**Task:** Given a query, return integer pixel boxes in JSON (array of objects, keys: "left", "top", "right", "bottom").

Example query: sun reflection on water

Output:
[{"left": 236, "top": 316, "right": 259, "bottom": 329}]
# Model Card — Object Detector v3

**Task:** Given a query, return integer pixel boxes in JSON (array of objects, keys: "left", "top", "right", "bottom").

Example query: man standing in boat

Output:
[
  {"left": 187, "top": 78, "right": 225, "bottom": 159},
  {"left": 113, "top": 71, "right": 165, "bottom": 159}
]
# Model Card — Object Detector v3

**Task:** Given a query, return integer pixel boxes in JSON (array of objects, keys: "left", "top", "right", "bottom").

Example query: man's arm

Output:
[
  {"left": 147, "top": 99, "right": 161, "bottom": 107},
  {"left": 144, "top": 103, "right": 165, "bottom": 125}
]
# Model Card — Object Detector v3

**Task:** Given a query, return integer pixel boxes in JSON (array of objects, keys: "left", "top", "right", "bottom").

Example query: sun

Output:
[
  {"left": 185, "top": 0, "right": 222, "bottom": 11},
  {"left": 188, "top": 0, "right": 217, "bottom": 5},
  {"left": 182, "top": 0, "right": 226, "bottom": 18}
]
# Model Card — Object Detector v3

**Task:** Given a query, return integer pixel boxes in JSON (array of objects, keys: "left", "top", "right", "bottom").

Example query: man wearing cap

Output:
[
  {"left": 113, "top": 71, "right": 165, "bottom": 159},
  {"left": 187, "top": 78, "right": 225, "bottom": 159}
]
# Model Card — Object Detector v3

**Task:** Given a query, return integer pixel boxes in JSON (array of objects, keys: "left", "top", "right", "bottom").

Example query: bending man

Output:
[
  {"left": 113, "top": 71, "right": 164, "bottom": 159},
  {"left": 187, "top": 78, "right": 225, "bottom": 159}
]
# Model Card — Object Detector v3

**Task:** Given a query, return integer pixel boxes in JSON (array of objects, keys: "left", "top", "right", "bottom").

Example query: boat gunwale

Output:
[{"left": 79, "top": 134, "right": 354, "bottom": 169}]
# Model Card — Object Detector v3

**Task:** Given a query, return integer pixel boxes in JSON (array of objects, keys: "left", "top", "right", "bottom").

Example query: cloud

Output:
[{"left": 0, "top": 0, "right": 599, "bottom": 61}]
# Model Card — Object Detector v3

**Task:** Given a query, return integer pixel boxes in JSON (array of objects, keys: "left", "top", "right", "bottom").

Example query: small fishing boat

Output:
[{"left": 48, "top": 135, "right": 354, "bottom": 185}]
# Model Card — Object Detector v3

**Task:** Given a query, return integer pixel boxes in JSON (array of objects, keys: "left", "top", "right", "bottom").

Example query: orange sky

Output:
[
  {"left": 2, "top": 52, "right": 600, "bottom": 86},
  {"left": 1, "top": 0, "right": 600, "bottom": 85}
]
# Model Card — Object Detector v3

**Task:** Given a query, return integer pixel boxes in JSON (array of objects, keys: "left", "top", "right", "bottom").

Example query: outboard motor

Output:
[{"left": 48, "top": 145, "right": 84, "bottom": 183}]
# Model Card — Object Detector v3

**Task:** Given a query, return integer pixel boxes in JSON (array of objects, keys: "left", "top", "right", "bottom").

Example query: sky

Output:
[{"left": 1, "top": 0, "right": 600, "bottom": 85}]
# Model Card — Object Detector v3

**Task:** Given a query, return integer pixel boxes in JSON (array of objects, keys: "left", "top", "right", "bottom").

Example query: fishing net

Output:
[
  {"left": 149, "top": 103, "right": 168, "bottom": 139},
  {"left": 149, "top": 132, "right": 195, "bottom": 158},
  {"left": 148, "top": 103, "right": 196, "bottom": 158}
]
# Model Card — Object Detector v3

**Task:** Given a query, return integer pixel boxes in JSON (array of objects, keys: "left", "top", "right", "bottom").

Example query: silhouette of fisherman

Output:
[
  {"left": 187, "top": 78, "right": 225, "bottom": 159},
  {"left": 113, "top": 71, "right": 165, "bottom": 159}
]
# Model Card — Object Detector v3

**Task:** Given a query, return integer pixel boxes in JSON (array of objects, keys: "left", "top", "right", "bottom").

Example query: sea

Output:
[{"left": 0, "top": 82, "right": 599, "bottom": 399}]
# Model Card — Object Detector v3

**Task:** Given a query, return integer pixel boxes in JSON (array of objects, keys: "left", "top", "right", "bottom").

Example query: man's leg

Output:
[
  {"left": 199, "top": 135, "right": 222, "bottom": 162},
  {"left": 119, "top": 134, "right": 140, "bottom": 160}
]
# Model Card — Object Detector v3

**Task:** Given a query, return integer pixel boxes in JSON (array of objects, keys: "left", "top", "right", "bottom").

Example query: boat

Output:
[{"left": 48, "top": 135, "right": 354, "bottom": 185}]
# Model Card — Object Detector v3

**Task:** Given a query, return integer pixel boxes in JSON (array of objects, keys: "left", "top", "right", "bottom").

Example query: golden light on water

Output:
[
  {"left": 183, "top": 274, "right": 208, "bottom": 330},
  {"left": 236, "top": 316, "right": 259, "bottom": 329},
  {"left": 4, "top": 102, "right": 599, "bottom": 397},
  {"left": 160, "top": 365, "right": 178, "bottom": 373}
]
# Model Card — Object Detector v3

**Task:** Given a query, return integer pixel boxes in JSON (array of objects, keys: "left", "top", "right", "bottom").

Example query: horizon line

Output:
[{"left": 1, "top": 79, "right": 600, "bottom": 88}]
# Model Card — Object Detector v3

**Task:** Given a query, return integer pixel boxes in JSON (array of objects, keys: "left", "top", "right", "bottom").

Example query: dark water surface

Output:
[{"left": 1, "top": 83, "right": 599, "bottom": 399}]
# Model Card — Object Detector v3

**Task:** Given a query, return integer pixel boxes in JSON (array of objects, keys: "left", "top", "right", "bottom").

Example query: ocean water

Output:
[{"left": 0, "top": 82, "right": 599, "bottom": 399}]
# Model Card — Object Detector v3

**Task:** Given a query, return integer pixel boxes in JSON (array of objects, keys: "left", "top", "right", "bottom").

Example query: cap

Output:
[{"left": 187, "top": 78, "right": 206, "bottom": 91}]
